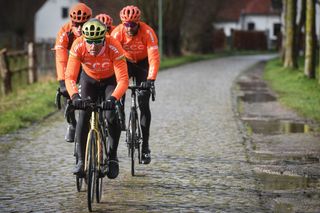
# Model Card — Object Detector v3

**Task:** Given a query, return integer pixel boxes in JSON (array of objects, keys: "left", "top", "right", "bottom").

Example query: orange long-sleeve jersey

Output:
[
  {"left": 111, "top": 22, "right": 160, "bottom": 80},
  {"left": 65, "top": 35, "right": 129, "bottom": 100},
  {"left": 54, "top": 22, "right": 79, "bottom": 81}
]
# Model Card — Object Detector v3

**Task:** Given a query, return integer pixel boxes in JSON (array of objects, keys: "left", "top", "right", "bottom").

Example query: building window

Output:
[
  {"left": 62, "top": 7, "right": 69, "bottom": 19},
  {"left": 273, "top": 23, "right": 281, "bottom": 36},
  {"left": 248, "top": 22, "right": 255, "bottom": 31}
]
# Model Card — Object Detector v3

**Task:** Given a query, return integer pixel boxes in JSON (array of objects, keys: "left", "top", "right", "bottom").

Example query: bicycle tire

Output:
[
  {"left": 96, "top": 127, "right": 106, "bottom": 203},
  {"left": 126, "top": 114, "right": 132, "bottom": 158},
  {"left": 87, "top": 131, "right": 97, "bottom": 212},
  {"left": 130, "top": 110, "right": 136, "bottom": 176},
  {"left": 96, "top": 177, "right": 103, "bottom": 203}
]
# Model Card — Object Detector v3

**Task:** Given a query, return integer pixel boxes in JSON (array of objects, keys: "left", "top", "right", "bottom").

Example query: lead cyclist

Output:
[{"left": 65, "top": 19, "right": 129, "bottom": 179}]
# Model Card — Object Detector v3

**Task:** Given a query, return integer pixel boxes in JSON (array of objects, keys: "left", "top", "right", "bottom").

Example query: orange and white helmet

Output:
[
  {"left": 120, "top": 5, "right": 141, "bottom": 23},
  {"left": 69, "top": 3, "right": 92, "bottom": 23},
  {"left": 95, "top": 14, "right": 113, "bottom": 27}
]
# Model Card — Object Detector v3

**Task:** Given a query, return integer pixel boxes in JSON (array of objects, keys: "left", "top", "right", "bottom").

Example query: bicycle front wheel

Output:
[
  {"left": 96, "top": 127, "right": 106, "bottom": 203},
  {"left": 86, "top": 131, "right": 97, "bottom": 212},
  {"left": 128, "top": 111, "right": 137, "bottom": 176}
]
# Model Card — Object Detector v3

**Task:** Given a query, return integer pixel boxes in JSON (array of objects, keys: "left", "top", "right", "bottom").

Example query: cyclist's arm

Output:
[
  {"left": 112, "top": 56, "right": 128, "bottom": 100},
  {"left": 146, "top": 28, "right": 160, "bottom": 80},
  {"left": 54, "top": 29, "right": 70, "bottom": 81},
  {"left": 65, "top": 41, "right": 82, "bottom": 98},
  {"left": 109, "top": 38, "right": 129, "bottom": 100}
]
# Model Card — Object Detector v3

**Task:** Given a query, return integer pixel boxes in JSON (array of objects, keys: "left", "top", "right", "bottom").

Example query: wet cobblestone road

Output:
[{"left": 0, "top": 55, "right": 283, "bottom": 212}]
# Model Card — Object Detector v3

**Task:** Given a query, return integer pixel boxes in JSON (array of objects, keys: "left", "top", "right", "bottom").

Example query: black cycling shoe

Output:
[
  {"left": 65, "top": 124, "right": 75, "bottom": 143},
  {"left": 73, "top": 160, "right": 84, "bottom": 177},
  {"left": 141, "top": 151, "right": 151, "bottom": 164},
  {"left": 106, "top": 158, "right": 119, "bottom": 179}
]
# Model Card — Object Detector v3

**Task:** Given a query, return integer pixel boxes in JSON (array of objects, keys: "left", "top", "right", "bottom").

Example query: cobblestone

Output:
[{"left": 1, "top": 55, "right": 277, "bottom": 212}]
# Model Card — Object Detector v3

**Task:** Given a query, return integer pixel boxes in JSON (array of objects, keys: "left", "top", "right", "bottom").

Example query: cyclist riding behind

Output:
[
  {"left": 111, "top": 5, "right": 160, "bottom": 164},
  {"left": 54, "top": 3, "right": 92, "bottom": 142},
  {"left": 95, "top": 13, "right": 116, "bottom": 34},
  {"left": 65, "top": 18, "right": 129, "bottom": 179}
]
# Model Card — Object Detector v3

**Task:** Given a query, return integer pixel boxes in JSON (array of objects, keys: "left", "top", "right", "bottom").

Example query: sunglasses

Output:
[
  {"left": 85, "top": 39, "right": 104, "bottom": 45},
  {"left": 124, "top": 22, "right": 138, "bottom": 28}
]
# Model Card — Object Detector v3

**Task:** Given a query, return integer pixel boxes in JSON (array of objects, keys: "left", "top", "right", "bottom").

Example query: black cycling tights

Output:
[{"left": 75, "top": 72, "right": 121, "bottom": 161}]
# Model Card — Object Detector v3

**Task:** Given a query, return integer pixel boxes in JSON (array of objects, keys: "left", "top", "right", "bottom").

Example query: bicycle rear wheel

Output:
[{"left": 87, "top": 131, "right": 97, "bottom": 212}]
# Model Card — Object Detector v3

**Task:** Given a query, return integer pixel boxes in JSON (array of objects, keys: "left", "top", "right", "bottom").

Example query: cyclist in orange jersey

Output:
[
  {"left": 95, "top": 13, "right": 116, "bottom": 34},
  {"left": 111, "top": 5, "right": 160, "bottom": 164},
  {"left": 65, "top": 19, "right": 128, "bottom": 179},
  {"left": 54, "top": 3, "right": 92, "bottom": 142}
]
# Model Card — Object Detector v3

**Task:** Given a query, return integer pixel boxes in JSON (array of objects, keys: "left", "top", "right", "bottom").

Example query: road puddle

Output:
[
  {"left": 243, "top": 119, "right": 314, "bottom": 135},
  {"left": 238, "top": 81, "right": 268, "bottom": 91},
  {"left": 255, "top": 172, "right": 319, "bottom": 191},
  {"left": 254, "top": 152, "right": 320, "bottom": 164},
  {"left": 239, "top": 93, "right": 277, "bottom": 103}
]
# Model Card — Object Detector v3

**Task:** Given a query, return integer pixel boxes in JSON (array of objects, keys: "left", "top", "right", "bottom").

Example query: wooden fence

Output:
[{"left": 0, "top": 42, "right": 55, "bottom": 96}]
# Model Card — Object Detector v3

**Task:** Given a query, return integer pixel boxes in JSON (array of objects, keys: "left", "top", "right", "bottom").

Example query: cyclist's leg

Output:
[
  {"left": 134, "top": 59, "right": 152, "bottom": 157},
  {"left": 103, "top": 75, "right": 121, "bottom": 179},
  {"left": 73, "top": 72, "right": 97, "bottom": 175}
]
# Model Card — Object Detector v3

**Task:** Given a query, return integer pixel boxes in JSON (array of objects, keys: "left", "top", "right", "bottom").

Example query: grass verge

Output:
[
  {"left": 0, "top": 81, "right": 57, "bottom": 135},
  {"left": 263, "top": 58, "right": 320, "bottom": 122}
]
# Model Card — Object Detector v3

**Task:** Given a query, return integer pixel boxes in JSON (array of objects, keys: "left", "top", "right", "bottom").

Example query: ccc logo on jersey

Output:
[
  {"left": 123, "top": 44, "right": 145, "bottom": 51},
  {"left": 84, "top": 62, "right": 111, "bottom": 71}
]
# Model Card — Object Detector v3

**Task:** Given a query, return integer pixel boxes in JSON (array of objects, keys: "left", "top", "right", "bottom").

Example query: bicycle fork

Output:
[{"left": 84, "top": 112, "right": 102, "bottom": 172}]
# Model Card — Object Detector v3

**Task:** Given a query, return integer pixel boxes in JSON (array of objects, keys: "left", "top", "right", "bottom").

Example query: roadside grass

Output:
[
  {"left": 0, "top": 81, "right": 57, "bottom": 135},
  {"left": 263, "top": 58, "right": 320, "bottom": 122},
  {"left": 0, "top": 50, "right": 275, "bottom": 135}
]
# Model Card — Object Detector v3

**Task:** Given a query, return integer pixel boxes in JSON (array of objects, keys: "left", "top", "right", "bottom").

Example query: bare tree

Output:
[
  {"left": 135, "top": 0, "right": 186, "bottom": 56},
  {"left": 281, "top": 0, "right": 287, "bottom": 62},
  {"left": 283, "top": 0, "right": 298, "bottom": 68},
  {"left": 304, "top": 0, "right": 316, "bottom": 78},
  {"left": 295, "top": 0, "right": 306, "bottom": 60},
  {"left": 181, "top": 0, "right": 222, "bottom": 54}
]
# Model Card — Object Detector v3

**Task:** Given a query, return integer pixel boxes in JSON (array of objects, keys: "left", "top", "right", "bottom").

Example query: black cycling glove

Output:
[
  {"left": 102, "top": 96, "right": 116, "bottom": 110},
  {"left": 140, "top": 79, "right": 155, "bottom": 89},
  {"left": 59, "top": 80, "right": 69, "bottom": 97},
  {"left": 71, "top": 93, "right": 84, "bottom": 109}
]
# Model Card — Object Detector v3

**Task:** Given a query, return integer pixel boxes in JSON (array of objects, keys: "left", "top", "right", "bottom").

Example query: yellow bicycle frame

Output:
[{"left": 84, "top": 111, "right": 103, "bottom": 172}]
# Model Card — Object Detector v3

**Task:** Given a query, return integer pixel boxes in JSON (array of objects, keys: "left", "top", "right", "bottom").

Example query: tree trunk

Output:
[
  {"left": 284, "top": 0, "right": 298, "bottom": 68},
  {"left": 281, "top": 0, "right": 287, "bottom": 62},
  {"left": 304, "top": 0, "right": 316, "bottom": 78},
  {"left": 295, "top": 0, "right": 306, "bottom": 60}
]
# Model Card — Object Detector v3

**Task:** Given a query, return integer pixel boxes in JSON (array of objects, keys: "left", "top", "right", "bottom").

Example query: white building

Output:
[
  {"left": 214, "top": 0, "right": 320, "bottom": 41},
  {"left": 214, "top": 0, "right": 281, "bottom": 42},
  {"left": 35, "top": 0, "right": 79, "bottom": 42}
]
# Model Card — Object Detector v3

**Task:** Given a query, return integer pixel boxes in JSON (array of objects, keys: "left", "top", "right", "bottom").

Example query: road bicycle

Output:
[
  {"left": 66, "top": 95, "right": 125, "bottom": 212},
  {"left": 126, "top": 79, "right": 155, "bottom": 176}
]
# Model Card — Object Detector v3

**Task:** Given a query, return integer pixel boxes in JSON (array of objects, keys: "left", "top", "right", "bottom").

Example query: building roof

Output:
[
  {"left": 215, "top": 0, "right": 280, "bottom": 22},
  {"left": 242, "top": 0, "right": 280, "bottom": 15}
]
